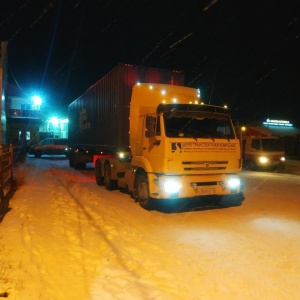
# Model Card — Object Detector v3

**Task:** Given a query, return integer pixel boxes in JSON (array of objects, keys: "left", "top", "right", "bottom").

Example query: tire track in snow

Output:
[{"left": 48, "top": 167, "right": 178, "bottom": 299}]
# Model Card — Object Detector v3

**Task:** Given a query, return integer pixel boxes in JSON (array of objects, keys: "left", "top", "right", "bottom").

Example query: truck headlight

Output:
[
  {"left": 227, "top": 178, "right": 240, "bottom": 189},
  {"left": 163, "top": 179, "right": 182, "bottom": 194},
  {"left": 258, "top": 156, "right": 268, "bottom": 164}
]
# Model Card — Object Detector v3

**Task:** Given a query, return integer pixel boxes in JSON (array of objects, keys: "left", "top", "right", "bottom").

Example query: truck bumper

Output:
[{"left": 148, "top": 173, "right": 242, "bottom": 199}]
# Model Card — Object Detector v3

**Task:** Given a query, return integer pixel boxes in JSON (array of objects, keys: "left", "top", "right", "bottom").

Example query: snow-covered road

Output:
[{"left": 0, "top": 157, "right": 300, "bottom": 299}]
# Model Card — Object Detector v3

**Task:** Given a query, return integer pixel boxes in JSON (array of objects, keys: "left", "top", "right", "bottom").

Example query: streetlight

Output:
[
  {"left": 240, "top": 126, "right": 246, "bottom": 162},
  {"left": 49, "top": 116, "right": 59, "bottom": 127},
  {"left": 31, "top": 95, "right": 42, "bottom": 109}
]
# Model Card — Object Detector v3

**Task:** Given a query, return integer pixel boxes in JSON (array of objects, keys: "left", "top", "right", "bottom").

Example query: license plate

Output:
[{"left": 197, "top": 188, "right": 216, "bottom": 195}]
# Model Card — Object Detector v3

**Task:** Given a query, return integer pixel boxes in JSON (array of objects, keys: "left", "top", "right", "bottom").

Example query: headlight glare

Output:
[
  {"left": 227, "top": 178, "right": 240, "bottom": 189},
  {"left": 116, "top": 151, "right": 131, "bottom": 162},
  {"left": 259, "top": 156, "right": 268, "bottom": 164},
  {"left": 163, "top": 179, "right": 181, "bottom": 193},
  {"left": 118, "top": 152, "right": 125, "bottom": 159}
]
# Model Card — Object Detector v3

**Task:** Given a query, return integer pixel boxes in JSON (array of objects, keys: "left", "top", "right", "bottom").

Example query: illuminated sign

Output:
[{"left": 263, "top": 119, "right": 293, "bottom": 127}]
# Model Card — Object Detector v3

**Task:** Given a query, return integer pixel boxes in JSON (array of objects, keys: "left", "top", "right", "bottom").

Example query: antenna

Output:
[{"left": 209, "top": 69, "right": 218, "bottom": 104}]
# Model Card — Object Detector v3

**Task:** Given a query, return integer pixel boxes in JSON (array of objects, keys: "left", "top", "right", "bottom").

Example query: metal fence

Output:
[{"left": 0, "top": 144, "right": 15, "bottom": 212}]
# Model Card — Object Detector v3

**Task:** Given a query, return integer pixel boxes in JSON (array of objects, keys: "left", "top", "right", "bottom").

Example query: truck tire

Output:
[
  {"left": 95, "top": 160, "right": 104, "bottom": 185},
  {"left": 136, "top": 172, "right": 153, "bottom": 210},
  {"left": 73, "top": 153, "right": 86, "bottom": 170},
  {"left": 104, "top": 161, "right": 116, "bottom": 190}
]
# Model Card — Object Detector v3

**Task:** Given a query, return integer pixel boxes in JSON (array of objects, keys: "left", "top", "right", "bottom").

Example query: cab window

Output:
[{"left": 252, "top": 139, "right": 261, "bottom": 150}]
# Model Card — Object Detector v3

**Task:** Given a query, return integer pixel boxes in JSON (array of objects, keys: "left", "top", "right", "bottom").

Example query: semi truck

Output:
[{"left": 68, "top": 63, "right": 242, "bottom": 210}]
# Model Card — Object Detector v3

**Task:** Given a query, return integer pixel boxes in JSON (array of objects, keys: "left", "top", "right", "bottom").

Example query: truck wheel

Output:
[
  {"left": 136, "top": 172, "right": 153, "bottom": 210},
  {"left": 104, "top": 162, "right": 116, "bottom": 190},
  {"left": 73, "top": 155, "right": 85, "bottom": 170},
  {"left": 95, "top": 160, "right": 104, "bottom": 185}
]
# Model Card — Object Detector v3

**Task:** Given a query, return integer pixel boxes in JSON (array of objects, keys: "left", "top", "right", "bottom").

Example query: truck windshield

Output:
[
  {"left": 261, "top": 138, "right": 283, "bottom": 151},
  {"left": 163, "top": 110, "right": 235, "bottom": 140}
]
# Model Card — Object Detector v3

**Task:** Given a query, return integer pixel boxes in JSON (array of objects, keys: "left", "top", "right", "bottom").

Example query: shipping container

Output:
[{"left": 68, "top": 63, "right": 185, "bottom": 166}]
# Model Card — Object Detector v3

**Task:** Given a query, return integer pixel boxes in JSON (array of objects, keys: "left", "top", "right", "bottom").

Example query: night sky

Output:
[{"left": 1, "top": 0, "right": 300, "bottom": 125}]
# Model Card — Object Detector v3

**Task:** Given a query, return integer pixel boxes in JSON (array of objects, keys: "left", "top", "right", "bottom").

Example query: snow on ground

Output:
[{"left": 0, "top": 156, "right": 300, "bottom": 299}]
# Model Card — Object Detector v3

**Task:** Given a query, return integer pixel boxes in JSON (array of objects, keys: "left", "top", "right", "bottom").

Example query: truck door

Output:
[{"left": 141, "top": 115, "right": 163, "bottom": 169}]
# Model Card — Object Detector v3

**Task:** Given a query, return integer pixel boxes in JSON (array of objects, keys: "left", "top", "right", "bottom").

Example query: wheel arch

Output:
[
  {"left": 131, "top": 156, "right": 156, "bottom": 194},
  {"left": 131, "top": 156, "right": 153, "bottom": 174}
]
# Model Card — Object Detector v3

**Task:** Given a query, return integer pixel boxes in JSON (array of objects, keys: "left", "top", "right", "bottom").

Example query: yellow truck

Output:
[{"left": 68, "top": 64, "right": 243, "bottom": 210}]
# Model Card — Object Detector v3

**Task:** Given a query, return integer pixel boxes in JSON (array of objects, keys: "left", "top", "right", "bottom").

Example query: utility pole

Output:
[{"left": 0, "top": 41, "right": 8, "bottom": 144}]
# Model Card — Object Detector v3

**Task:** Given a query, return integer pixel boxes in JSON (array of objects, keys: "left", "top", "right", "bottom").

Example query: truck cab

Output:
[
  {"left": 242, "top": 136, "right": 285, "bottom": 170},
  {"left": 125, "top": 83, "right": 242, "bottom": 209}
]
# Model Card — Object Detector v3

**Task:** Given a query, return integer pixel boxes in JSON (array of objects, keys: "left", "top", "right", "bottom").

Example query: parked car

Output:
[{"left": 28, "top": 138, "right": 68, "bottom": 158}]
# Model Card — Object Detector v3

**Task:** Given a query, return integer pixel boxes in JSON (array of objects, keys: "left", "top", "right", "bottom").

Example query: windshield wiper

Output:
[
  {"left": 217, "top": 131, "right": 230, "bottom": 142},
  {"left": 202, "top": 132, "right": 215, "bottom": 142},
  {"left": 179, "top": 117, "right": 194, "bottom": 133}
]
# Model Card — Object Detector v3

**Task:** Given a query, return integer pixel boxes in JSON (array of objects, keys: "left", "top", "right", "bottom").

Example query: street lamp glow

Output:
[
  {"left": 49, "top": 117, "right": 59, "bottom": 127},
  {"left": 32, "top": 95, "right": 42, "bottom": 109}
]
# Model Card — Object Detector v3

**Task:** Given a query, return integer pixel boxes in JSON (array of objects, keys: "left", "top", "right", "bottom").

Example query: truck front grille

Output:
[{"left": 182, "top": 161, "right": 228, "bottom": 171}]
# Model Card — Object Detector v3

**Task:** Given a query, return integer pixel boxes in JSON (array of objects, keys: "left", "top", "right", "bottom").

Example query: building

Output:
[
  {"left": 5, "top": 82, "right": 44, "bottom": 147},
  {"left": 5, "top": 83, "right": 68, "bottom": 149}
]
